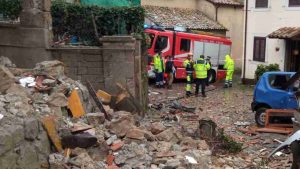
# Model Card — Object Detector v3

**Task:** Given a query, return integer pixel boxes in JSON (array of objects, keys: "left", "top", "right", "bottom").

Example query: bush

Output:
[
  {"left": 51, "top": 0, "right": 145, "bottom": 46},
  {"left": 255, "top": 63, "right": 280, "bottom": 81},
  {"left": 0, "top": 0, "right": 22, "bottom": 20}
]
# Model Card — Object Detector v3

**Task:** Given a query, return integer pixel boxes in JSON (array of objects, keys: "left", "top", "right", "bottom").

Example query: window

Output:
[
  {"left": 253, "top": 37, "right": 266, "bottom": 62},
  {"left": 289, "top": 0, "right": 300, "bottom": 7},
  {"left": 145, "top": 33, "right": 155, "bottom": 49},
  {"left": 180, "top": 38, "right": 191, "bottom": 52},
  {"left": 154, "top": 36, "right": 168, "bottom": 52},
  {"left": 268, "top": 74, "right": 290, "bottom": 90},
  {"left": 255, "top": 0, "right": 268, "bottom": 8}
]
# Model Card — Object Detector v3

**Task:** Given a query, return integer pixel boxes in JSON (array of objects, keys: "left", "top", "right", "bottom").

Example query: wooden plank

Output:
[
  {"left": 86, "top": 81, "right": 110, "bottom": 121},
  {"left": 42, "top": 116, "right": 63, "bottom": 152},
  {"left": 68, "top": 89, "right": 86, "bottom": 118},
  {"left": 96, "top": 90, "right": 112, "bottom": 104},
  {"left": 255, "top": 127, "right": 293, "bottom": 134}
]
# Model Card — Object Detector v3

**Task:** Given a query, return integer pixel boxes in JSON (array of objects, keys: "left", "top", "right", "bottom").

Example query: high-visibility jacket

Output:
[
  {"left": 154, "top": 54, "right": 164, "bottom": 73},
  {"left": 194, "top": 58, "right": 211, "bottom": 79},
  {"left": 224, "top": 55, "right": 234, "bottom": 71},
  {"left": 183, "top": 59, "right": 194, "bottom": 74}
]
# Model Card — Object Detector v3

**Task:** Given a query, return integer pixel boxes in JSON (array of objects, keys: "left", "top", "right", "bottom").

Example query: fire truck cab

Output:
[{"left": 145, "top": 26, "right": 232, "bottom": 83}]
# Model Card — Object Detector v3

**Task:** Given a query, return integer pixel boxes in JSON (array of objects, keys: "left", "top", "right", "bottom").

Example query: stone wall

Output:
[
  {"left": 50, "top": 36, "right": 147, "bottom": 110},
  {"left": 0, "top": 0, "right": 52, "bottom": 68}
]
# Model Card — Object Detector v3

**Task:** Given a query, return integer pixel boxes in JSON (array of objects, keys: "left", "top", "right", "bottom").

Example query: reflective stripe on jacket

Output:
[
  {"left": 183, "top": 59, "right": 194, "bottom": 73},
  {"left": 194, "top": 58, "right": 211, "bottom": 79}
]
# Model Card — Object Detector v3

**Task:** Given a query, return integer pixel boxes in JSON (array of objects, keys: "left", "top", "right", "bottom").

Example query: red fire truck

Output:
[{"left": 145, "top": 26, "right": 232, "bottom": 83}]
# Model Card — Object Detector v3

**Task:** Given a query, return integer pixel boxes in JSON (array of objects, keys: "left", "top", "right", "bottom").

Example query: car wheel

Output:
[
  {"left": 255, "top": 107, "right": 268, "bottom": 127},
  {"left": 208, "top": 70, "right": 216, "bottom": 83}
]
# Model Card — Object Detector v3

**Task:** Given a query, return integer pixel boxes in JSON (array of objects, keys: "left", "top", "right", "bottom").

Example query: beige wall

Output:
[
  {"left": 198, "top": 0, "right": 244, "bottom": 69},
  {"left": 141, "top": 0, "right": 197, "bottom": 9},
  {"left": 218, "top": 7, "right": 244, "bottom": 69},
  {"left": 142, "top": 0, "right": 244, "bottom": 68},
  {"left": 244, "top": 0, "right": 300, "bottom": 79},
  {"left": 197, "top": 0, "right": 216, "bottom": 20}
]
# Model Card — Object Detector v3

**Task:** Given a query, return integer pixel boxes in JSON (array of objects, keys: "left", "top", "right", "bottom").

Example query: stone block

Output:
[
  {"left": 22, "top": 0, "right": 51, "bottom": 11},
  {"left": 20, "top": 11, "right": 51, "bottom": 28},
  {"left": 18, "top": 142, "right": 40, "bottom": 169},
  {"left": 0, "top": 150, "right": 19, "bottom": 169},
  {"left": 77, "top": 67, "right": 87, "bottom": 75},
  {"left": 84, "top": 55, "right": 101, "bottom": 62},
  {"left": 87, "top": 67, "right": 102, "bottom": 75},
  {"left": 0, "top": 27, "right": 49, "bottom": 48},
  {"left": 0, "top": 66, "right": 15, "bottom": 93},
  {"left": 86, "top": 113, "right": 106, "bottom": 126},
  {"left": 24, "top": 118, "right": 39, "bottom": 141},
  {"left": 0, "top": 130, "right": 14, "bottom": 155}
]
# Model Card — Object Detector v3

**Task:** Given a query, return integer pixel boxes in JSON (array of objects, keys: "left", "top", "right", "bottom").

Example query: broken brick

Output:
[
  {"left": 111, "top": 141, "right": 124, "bottom": 151},
  {"left": 107, "top": 165, "right": 120, "bottom": 169},
  {"left": 106, "top": 154, "right": 115, "bottom": 166},
  {"left": 126, "top": 128, "right": 145, "bottom": 140},
  {"left": 150, "top": 122, "right": 166, "bottom": 135}
]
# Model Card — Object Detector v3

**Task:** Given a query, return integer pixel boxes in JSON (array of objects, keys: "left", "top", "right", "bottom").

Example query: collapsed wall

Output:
[{"left": 0, "top": 58, "right": 96, "bottom": 169}]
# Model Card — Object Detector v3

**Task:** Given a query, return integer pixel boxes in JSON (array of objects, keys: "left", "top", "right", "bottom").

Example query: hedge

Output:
[
  {"left": 51, "top": 0, "right": 145, "bottom": 46},
  {"left": 0, "top": 0, "right": 22, "bottom": 20}
]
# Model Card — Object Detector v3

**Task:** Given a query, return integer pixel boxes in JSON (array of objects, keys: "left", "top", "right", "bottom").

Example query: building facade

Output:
[
  {"left": 142, "top": 0, "right": 245, "bottom": 69},
  {"left": 197, "top": 0, "right": 244, "bottom": 68},
  {"left": 243, "top": 0, "right": 300, "bottom": 80}
]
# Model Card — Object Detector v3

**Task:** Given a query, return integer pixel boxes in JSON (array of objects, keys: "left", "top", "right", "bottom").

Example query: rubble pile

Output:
[{"left": 0, "top": 57, "right": 231, "bottom": 169}]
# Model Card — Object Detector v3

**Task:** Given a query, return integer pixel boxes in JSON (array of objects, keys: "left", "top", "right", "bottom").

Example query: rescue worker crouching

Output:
[
  {"left": 184, "top": 53, "right": 194, "bottom": 97},
  {"left": 224, "top": 54, "right": 235, "bottom": 88},
  {"left": 154, "top": 50, "right": 165, "bottom": 88},
  {"left": 194, "top": 55, "right": 211, "bottom": 97}
]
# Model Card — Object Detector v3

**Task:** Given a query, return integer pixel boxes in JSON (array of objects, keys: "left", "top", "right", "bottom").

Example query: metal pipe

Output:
[{"left": 242, "top": 0, "right": 248, "bottom": 83}]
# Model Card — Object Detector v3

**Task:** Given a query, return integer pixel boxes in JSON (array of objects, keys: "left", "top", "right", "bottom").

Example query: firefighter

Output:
[
  {"left": 194, "top": 55, "right": 211, "bottom": 97},
  {"left": 184, "top": 53, "right": 194, "bottom": 97},
  {"left": 154, "top": 51, "right": 165, "bottom": 88},
  {"left": 224, "top": 54, "right": 235, "bottom": 88},
  {"left": 165, "top": 55, "right": 175, "bottom": 89},
  {"left": 205, "top": 56, "right": 212, "bottom": 86}
]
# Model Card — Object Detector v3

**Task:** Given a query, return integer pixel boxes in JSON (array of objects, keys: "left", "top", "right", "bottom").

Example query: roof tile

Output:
[
  {"left": 208, "top": 0, "right": 243, "bottom": 6},
  {"left": 143, "top": 5, "right": 226, "bottom": 30}
]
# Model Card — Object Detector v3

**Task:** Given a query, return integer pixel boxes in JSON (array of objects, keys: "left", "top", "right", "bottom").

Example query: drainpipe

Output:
[
  {"left": 215, "top": 5, "right": 220, "bottom": 21},
  {"left": 242, "top": 0, "right": 248, "bottom": 83}
]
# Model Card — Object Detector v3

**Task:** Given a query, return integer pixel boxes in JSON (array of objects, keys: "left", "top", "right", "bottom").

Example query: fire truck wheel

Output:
[{"left": 208, "top": 70, "right": 216, "bottom": 83}]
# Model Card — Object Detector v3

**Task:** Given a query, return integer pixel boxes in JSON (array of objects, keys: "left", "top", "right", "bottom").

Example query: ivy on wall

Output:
[
  {"left": 0, "top": 0, "right": 22, "bottom": 20},
  {"left": 51, "top": 0, "right": 145, "bottom": 46}
]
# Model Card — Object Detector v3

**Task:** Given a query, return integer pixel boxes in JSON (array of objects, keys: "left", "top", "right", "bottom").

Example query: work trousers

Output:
[
  {"left": 225, "top": 70, "right": 234, "bottom": 87},
  {"left": 186, "top": 73, "right": 193, "bottom": 93},
  {"left": 166, "top": 73, "right": 174, "bottom": 88},
  {"left": 155, "top": 72, "right": 164, "bottom": 86},
  {"left": 195, "top": 78, "right": 206, "bottom": 95},
  {"left": 206, "top": 70, "right": 211, "bottom": 86}
]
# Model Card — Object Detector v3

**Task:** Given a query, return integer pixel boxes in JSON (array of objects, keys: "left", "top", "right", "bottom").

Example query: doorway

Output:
[{"left": 286, "top": 40, "right": 300, "bottom": 72}]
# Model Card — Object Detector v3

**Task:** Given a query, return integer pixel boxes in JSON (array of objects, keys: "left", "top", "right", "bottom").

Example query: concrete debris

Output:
[
  {"left": 0, "top": 56, "right": 16, "bottom": 67},
  {"left": 150, "top": 122, "right": 166, "bottom": 135},
  {"left": 0, "top": 65, "right": 15, "bottom": 93},
  {"left": 0, "top": 57, "right": 271, "bottom": 169},
  {"left": 34, "top": 60, "right": 65, "bottom": 78}
]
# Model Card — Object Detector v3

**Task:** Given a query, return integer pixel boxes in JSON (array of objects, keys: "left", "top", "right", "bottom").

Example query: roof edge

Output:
[{"left": 206, "top": 0, "right": 244, "bottom": 7}]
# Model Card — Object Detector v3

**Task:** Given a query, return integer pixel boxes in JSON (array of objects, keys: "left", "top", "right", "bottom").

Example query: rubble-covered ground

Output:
[
  {"left": 0, "top": 56, "right": 294, "bottom": 169},
  {"left": 148, "top": 75, "right": 293, "bottom": 169}
]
